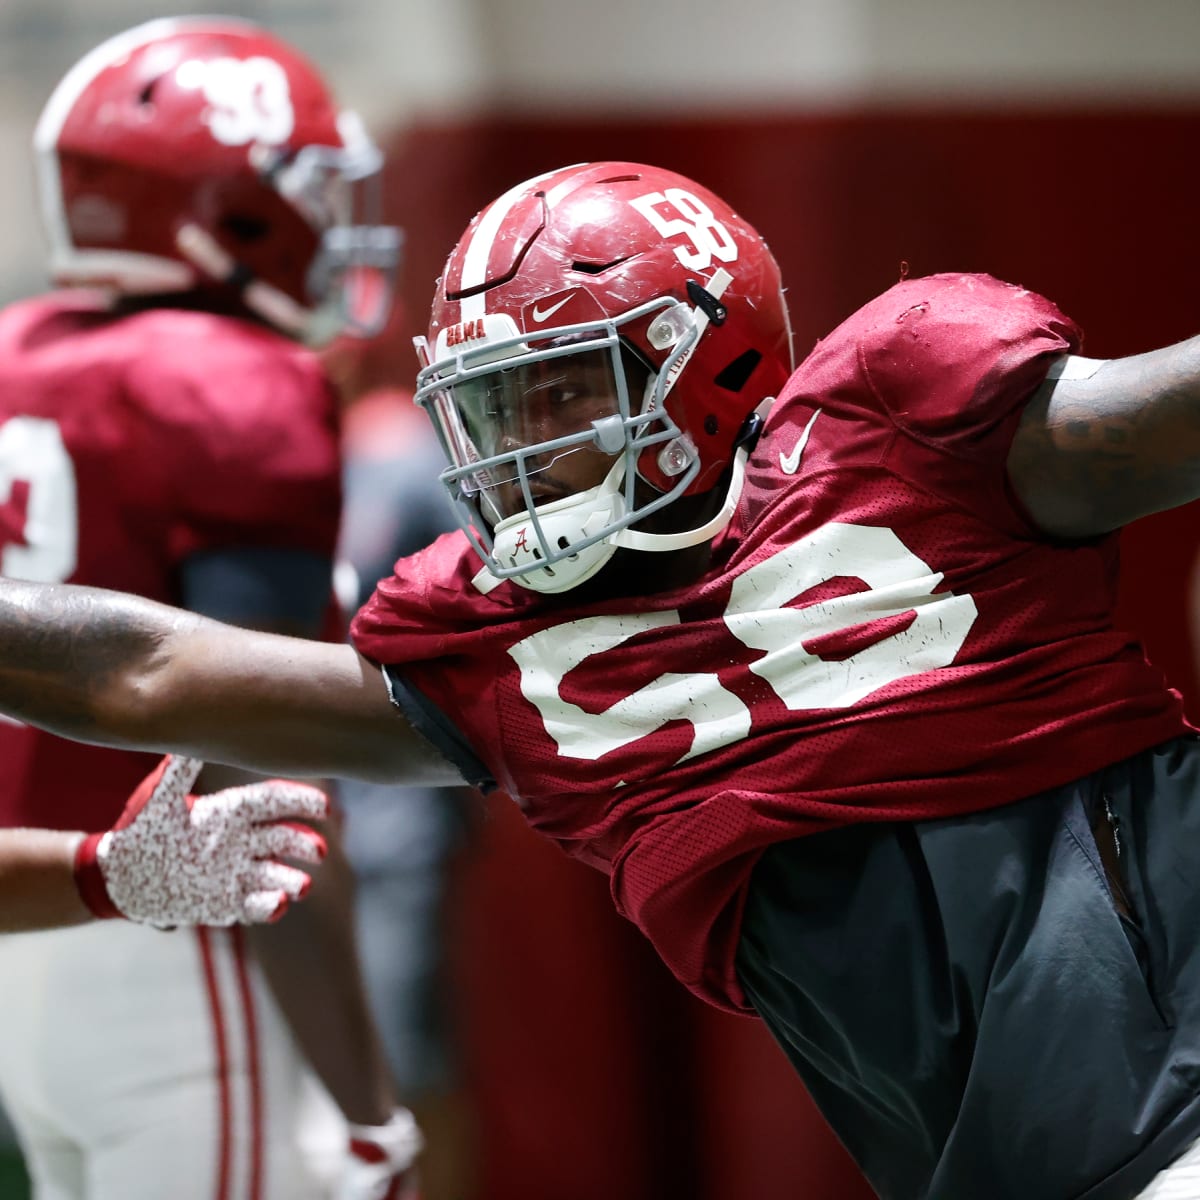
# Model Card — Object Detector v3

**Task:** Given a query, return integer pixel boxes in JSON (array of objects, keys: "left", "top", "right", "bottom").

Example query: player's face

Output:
[{"left": 453, "top": 348, "right": 643, "bottom": 522}]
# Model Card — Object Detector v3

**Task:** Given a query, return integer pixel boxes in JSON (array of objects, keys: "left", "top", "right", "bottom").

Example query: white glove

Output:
[
  {"left": 338, "top": 1108, "right": 424, "bottom": 1200},
  {"left": 73, "top": 755, "right": 328, "bottom": 927}
]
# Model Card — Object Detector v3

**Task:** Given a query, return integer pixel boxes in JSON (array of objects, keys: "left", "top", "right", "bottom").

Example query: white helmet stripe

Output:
[{"left": 457, "top": 166, "right": 569, "bottom": 323}]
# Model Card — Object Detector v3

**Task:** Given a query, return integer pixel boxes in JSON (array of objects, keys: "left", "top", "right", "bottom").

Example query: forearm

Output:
[
  {"left": 0, "top": 578, "right": 194, "bottom": 745},
  {"left": 247, "top": 826, "right": 397, "bottom": 1126},
  {"left": 1011, "top": 339, "right": 1200, "bottom": 537},
  {"left": 0, "top": 578, "right": 449, "bottom": 784},
  {"left": 0, "top": 829, "right": 91, "bottom": 932}
]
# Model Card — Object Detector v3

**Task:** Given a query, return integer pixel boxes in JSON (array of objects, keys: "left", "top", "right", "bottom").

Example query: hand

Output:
[
  {"left": 339, "top": 1108, "right": 424, "bottom": 1200},
  {"left": 73, "top": 755, "right": 328, "bottom": 927}
]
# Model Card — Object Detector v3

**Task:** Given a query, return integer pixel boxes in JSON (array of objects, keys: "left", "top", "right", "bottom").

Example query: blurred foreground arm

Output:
[
  {"left": 1009, "top": 339, "right": 1200, "bottom": 537},
  {"left": 0, "top": 754, "right": 328, "bottom": 932}
]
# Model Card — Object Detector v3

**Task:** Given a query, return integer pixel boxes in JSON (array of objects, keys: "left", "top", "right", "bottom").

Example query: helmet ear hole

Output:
[
  {"left": 713, "top": 349, "right": 762, "bottom": 393},
  {"left": 220, "top": 214, "right": 270, "bottom": 244}
]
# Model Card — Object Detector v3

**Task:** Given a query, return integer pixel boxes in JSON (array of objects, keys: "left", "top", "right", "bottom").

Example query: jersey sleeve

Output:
[
  {"left": 124, "top": 316, "right": 343, "bottom": 564},
  {"left": 351, "top": 532, "right": 524, "bottom": 791},
  {"left": 351, "top": 533, "right": 470, "bottom": 664},
  {"left": 855, "top": 272, "right": 1082, "bottom": 456},
  {"left": 782, "top": 273, "right": 1084, "bottom": 534}
]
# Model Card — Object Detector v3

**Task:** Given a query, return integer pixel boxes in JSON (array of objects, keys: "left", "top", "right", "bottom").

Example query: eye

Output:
[{"left": 545, "top": 383, "right": 581, "bottom": 407}]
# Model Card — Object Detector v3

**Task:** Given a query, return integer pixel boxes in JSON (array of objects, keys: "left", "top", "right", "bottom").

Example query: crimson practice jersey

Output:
[
  {"left": 352, "top": 273, "right": 1189, "bottom": 1011},
  {"left": 0, "top": 293, "right": 341, "bottom": 833}
]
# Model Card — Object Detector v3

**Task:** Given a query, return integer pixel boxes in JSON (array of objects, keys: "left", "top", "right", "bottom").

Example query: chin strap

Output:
[
  {"left": 471, "top": 397, "right": 775, "bottom": 594},
  {"left": 611, "top": 395, "right": 774, "bottom": 554},
  {"left": 611, "top": 442, "right": 748, "bottom": 553},
  {"left": 175, "top": 223, "right": 318, "bottom": 341}
]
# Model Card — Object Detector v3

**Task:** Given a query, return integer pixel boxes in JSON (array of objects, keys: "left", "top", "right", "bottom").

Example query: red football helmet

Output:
[
  {"left": 34, "top": 16, "right": 399, "bottom": 344},
  {"left": 414, "top": 161, "right": 794, "bottom": 593}
]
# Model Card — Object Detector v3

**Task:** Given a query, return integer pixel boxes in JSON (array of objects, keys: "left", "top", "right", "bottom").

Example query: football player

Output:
[
  {"left": 2, "top": 158, "right": 1200, "bottom": 1198},
  {"left": 0, "top": 18, "right": 418, "bottom": 1200}
]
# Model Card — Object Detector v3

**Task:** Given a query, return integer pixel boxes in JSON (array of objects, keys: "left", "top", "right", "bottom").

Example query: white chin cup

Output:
[{"left": 490, "top": 464, "right": 627, "bottom": 594}]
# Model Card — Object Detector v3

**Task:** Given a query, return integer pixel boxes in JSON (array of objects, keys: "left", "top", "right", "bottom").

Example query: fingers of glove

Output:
[
  {"left": 242, "top": 889, "right": 292, "bottom": 925},
  {"left": 213, "top": 780, "right": 329, "bottom": 826},
  {"left": 115, "top": 755, "right": 204, "bottom": 832},
  {"left": 250, "top": 821, "right": 327, "bottom": 865},
  {"left": 248, "top": 860, "right": 313, "bottom": 904},
  {"left": 239, "top": 858, "right": 316, "bottom": 923}
]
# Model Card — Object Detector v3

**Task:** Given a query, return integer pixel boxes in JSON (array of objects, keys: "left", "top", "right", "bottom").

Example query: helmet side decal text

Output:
[
  {"left": 629, "top": 189, "right": 739, "bottom": 272},
  {"left": 444, "top": 319, "right": 488, "bottom": 348}
]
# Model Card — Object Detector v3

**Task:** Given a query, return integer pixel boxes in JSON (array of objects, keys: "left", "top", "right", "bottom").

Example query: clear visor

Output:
[
  {"left": 437, "top": 346, "right": 638, "bottom": 523},
  {"left": 415, "top": 298, "right": 697, "bottom": 558}
]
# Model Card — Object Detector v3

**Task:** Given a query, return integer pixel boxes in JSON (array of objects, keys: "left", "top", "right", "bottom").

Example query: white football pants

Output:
[{"left": 0, "top": 921, "right": 344, "bottom": 1200}]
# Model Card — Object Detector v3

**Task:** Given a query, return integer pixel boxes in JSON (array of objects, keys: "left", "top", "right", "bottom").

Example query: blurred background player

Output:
[{"left": 0, "top": 17, "right": 418, "bottom": 1200}]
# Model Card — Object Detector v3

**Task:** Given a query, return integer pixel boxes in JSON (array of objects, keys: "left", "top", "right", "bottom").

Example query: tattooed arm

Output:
[
  {"left": 1009, "top": 340, "right": 1200, "bottom": 538},
  {"left": 0, "top": 580, "right": 456, "bottom": 785}
]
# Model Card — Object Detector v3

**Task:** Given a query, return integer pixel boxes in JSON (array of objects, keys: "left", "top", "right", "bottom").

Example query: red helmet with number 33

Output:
[
  {"left": 34, "top": 16, "right": 399, "bottom": 344},
  {"left": 414, "top": 161, "right": 794, "bottom": 594}
]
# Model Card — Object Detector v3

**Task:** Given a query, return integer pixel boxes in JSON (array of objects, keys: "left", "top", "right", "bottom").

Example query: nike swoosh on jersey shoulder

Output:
[{"left": 777, "top": 407, "right": 822, "bottom": 475}]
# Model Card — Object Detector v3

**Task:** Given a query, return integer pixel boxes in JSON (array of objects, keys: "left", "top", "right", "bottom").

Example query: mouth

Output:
[{"left": 495, "top": 475, "right": 569, "bottom": 513}]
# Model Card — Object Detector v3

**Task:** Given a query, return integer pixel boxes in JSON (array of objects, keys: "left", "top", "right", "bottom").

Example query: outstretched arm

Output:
[
  {"left": 1009, "top": 339, "right": 1200, "bottom": 538},
  {"left": 0, "top": 579, "right": 458, "bottom": 785}
]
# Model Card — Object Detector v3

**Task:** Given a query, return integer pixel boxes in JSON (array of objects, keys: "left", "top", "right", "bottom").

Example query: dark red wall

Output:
[
  {"left": 388, "top": 107, "right": 1200, "bottom": 355},
  {"left": 388, "top": 107, "right": 1200, "bottom": 1200}
]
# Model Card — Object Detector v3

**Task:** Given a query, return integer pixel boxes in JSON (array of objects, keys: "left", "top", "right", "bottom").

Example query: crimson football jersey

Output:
[
  {"left": 0, "top": 292, "right": 341, "bottom": 832},
  {"left": 352, "top": 273, "right": 1188, "bottom": 1011}
]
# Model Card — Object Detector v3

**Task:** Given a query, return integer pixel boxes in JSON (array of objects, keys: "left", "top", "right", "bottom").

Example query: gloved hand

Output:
[
  {"left": 338, "top": 1107, "right": 424, "bottom": 1200},
  {"left": 72, "top": 755, "right": 328, "bottom": 927}
]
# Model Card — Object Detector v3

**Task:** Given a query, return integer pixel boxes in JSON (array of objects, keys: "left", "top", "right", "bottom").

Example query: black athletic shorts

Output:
[{"left": 736, "top": 736, "right": 1200, "bottom": 1200}]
